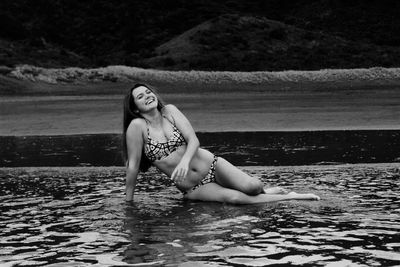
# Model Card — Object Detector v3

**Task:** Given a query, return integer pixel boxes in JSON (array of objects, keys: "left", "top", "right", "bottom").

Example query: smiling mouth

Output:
[{"left": 145, "top": 98, "right": 155, "bottom": 105}]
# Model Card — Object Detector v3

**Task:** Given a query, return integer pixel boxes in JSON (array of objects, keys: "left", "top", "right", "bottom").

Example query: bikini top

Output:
[{"left": 144, "top": 116, "right": 187, "bottom": 162}]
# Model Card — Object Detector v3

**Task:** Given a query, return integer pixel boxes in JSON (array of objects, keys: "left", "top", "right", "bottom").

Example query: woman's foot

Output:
[
  {"left": 264, "top": 186, "right": 288, "bottom": 195},
  {"left": 288, "top": 191, "right": 320, "bottom": 201}
]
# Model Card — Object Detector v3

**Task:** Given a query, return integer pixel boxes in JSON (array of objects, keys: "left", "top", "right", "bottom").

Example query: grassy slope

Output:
[{"left": 1, "top": 64, "right": 400, "bottom": 96}]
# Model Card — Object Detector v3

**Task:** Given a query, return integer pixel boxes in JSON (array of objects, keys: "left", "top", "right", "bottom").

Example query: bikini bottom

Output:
[{"left": 183, "top": 155, "right": 218, "bottom": 195}]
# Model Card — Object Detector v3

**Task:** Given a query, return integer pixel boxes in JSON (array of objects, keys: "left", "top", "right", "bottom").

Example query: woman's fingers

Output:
[
  {"left": 171, "top": 167, "right": 188, "bottom": 183},
  {"left": 178, "top": 169, "right": 186, "bottom": 182},
  {"left": 171, "top": 168, "right": 181, "bottom": 182},
  {"left": 181, "top": 168, "right": 187, "bottom": 178},
  {"left": 171, "top": 170, "right": 178, "bottom": 181}
]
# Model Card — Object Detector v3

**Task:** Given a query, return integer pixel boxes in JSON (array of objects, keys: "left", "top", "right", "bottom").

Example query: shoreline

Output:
[
  {"left": 2, "top": 163, "right": 400, "bottom": 171},
  {"left": 2, "top": 130, "right": 400, "bottom": 139},
  {"left": 3, "top": 128, "right": 400, "bottom": 137}
]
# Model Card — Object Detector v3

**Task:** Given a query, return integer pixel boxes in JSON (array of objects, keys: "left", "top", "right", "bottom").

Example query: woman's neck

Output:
[{"left": 141, "top": 109, "right": 163, "bottom": 125}]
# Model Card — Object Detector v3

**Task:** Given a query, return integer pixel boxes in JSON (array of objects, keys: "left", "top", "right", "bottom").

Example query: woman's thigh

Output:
[
  {"left": 184, "top": 182, "right": 245, "bottom": 203},
  {"left": 214, "top": 157, "right": 263, "bottom": 195}
]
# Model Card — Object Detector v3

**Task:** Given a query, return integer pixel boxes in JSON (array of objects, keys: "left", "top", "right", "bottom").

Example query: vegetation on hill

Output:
[
  {"left": 144, "top": 14, "right": 400, "bottom": 71},
  {"left": 1, "top": 0, "right": 399, "bottom": 71}
]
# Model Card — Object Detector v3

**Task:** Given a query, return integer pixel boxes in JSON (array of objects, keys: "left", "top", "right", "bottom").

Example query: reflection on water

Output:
[
  {"left": 1, "top": 130, "right": 400, "bottom": 167},
  {"left": 0, "top": 165, "right": 399, "bottom": 266}
]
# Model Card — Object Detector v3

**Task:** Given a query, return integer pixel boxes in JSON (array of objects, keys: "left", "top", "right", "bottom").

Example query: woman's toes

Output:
[
  {"left": 305, "top": 193, "right": 320, "bottom": 200},
  {"left": 287, "top": 192, "right": 320, "bottom": 201},
  {"left": 312, "top": 194, "right": 321, "bottom": 201}
]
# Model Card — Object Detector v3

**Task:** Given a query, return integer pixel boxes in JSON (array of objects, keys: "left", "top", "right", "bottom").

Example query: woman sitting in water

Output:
[{"left": 122, "top": 83, "right": 320, "bottom": 203}]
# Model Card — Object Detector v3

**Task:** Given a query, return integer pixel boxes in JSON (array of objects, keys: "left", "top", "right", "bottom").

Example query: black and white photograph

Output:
[{"left": 1, "top": 0, "right": 399, "bottom": 266}]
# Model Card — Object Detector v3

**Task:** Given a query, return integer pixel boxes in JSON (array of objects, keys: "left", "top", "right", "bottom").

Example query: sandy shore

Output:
[
  {"left": 2, "top": 86, "right": 400, "bottom": 136},
  {"left": 2, "top": 66, "right": 400, "bottom": 135}
]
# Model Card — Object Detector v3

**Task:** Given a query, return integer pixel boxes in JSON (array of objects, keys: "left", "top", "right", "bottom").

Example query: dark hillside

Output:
[
  {"left": 0, "top": 0, "right": 399, "bottom": 70},
  {"left": 144, "top": 14, "right": 400, "bottom": 71}
]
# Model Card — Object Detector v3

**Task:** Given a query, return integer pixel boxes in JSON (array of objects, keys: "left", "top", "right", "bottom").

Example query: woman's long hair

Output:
[{"left": 122, "top": 83, "right": 165, "bottom": 172}]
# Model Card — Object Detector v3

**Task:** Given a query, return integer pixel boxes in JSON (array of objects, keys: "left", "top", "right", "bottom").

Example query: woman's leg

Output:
[
  {"left": 214, "top": 157, "right": 264, "bottom": 195},
  {"left": 215, "top": 157, "right": 288, "bottom": 195},
  {"left": 264, "top": 187, "right": 289, "bottom": 194},
  {"left": 185, "top": 183, "right": 320, "bottom": 204}
]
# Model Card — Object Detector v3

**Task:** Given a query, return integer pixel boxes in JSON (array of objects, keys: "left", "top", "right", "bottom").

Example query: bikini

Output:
[
  {"left": 184, "top": 155, "right": 218, "bottom": 194},
  {"left": 143, "top": 115, "right": 218, "bottom": 194},
  {"left": 144, "top": 116, "right": 186, "bottom": 162}
]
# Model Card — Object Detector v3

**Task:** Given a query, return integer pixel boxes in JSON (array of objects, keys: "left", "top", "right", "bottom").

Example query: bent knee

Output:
[{"left": 243, "top": 180, "right": 264, "bottom": 195}]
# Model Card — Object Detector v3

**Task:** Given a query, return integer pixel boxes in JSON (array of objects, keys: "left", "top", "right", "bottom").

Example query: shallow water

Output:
[
  {"left": 1, "top": 164, "right": 399, "bottom": 266},
  {"left": 1, "top": 131, "right": 400, "bottom": 167}
]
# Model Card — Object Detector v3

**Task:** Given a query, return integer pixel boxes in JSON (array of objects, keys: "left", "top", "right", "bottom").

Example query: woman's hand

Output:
[{"left": 171, "top": 159, "right": 189, "bottom": 185}]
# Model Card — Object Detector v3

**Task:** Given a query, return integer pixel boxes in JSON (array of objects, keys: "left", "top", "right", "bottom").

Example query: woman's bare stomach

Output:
[{"left": 153, "top": 146, "right": 215, "bottom": 191}]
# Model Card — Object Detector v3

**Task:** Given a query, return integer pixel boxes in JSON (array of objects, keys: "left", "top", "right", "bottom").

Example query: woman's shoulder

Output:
[
  {"left": 162, "top": 104, "right": 178, "bottom": 112},
  {"left": 162, "top": 104, "right": 180, "bottom": 116},
  {"left": 161, "top": 104, "right": 181, "bottom": 122},
  {"left": 126, "top": 118, "right": 147, "bottom": 136}
]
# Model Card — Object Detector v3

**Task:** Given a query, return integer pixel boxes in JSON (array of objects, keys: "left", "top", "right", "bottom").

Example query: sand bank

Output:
[
  {"left": 1, "top": 66, "right": 400, "bottom": 135},
  {"left": 1, "top": 89, "right": 400, "bottom": 136}
]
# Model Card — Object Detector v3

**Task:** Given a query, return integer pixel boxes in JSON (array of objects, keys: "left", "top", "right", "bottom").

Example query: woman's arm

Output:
[
  {"left": 125, "top": 119, "right": 145, "bottom": 202},
  {"left": 164, "top": 104, "right": 200, "bottom": 182}
]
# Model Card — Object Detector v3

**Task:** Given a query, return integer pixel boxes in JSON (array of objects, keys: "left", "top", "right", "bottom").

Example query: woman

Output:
[{"left": 123, "top": 83, "right": 320, "bottom": 203}]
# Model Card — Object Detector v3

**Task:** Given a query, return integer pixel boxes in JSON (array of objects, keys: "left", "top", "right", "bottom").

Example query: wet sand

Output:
[{"left": 1, "top": 86, "right": 400, "bottom": 135}]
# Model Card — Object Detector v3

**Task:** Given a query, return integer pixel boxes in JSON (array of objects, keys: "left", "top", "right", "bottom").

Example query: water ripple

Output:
[{"left": 0, "top": 164, "right": 399, "bottom": 266}]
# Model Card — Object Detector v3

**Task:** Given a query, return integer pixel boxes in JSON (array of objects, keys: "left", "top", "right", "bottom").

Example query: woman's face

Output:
[{"left": 132, "top": 86, "right": 158, "bottom": 113}]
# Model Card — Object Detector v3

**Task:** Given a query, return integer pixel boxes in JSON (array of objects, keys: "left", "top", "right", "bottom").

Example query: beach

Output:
[
  {"left": 1, "top": 85, "right": 400, "bottom": 136},
  {"left": 1, "top": 66, "right": 400, "bottom": 136}
]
